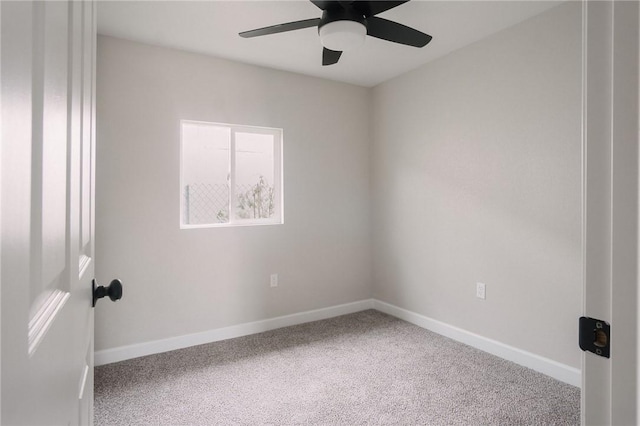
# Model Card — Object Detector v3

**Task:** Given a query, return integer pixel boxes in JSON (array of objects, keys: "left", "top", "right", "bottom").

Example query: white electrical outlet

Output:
[
  {"left": 476, "top": 282, "right": 486, "bottom": 300},
  {"left": 270, "top": 274, "right": 278, "bottom": 288}
]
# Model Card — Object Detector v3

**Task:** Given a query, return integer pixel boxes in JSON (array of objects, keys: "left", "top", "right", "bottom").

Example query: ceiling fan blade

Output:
[
  {"left": 239, "top": 18, "right": 321, "bottom": 38},
  {"left": 366, "top": 16, "right": 432, "bottom": 47},
  {"left": 322, "top": 48, "right": 342, "bottom": 66},
  {"left": 352, "top": 1, "right": 409, "bottom": 17}
]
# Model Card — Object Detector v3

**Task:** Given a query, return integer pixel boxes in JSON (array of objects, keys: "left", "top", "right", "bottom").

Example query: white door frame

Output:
[{"left": 582, "top": 0, "right": 638, "bottom": 424}]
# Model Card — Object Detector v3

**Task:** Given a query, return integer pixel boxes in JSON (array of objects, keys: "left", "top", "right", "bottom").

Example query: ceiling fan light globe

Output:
[{"left": 319, "top": 20, "right": 366, "bottom": 52}]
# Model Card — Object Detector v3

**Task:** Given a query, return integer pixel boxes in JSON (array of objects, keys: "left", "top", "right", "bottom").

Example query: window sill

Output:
[{"left": 180, "top": 220, "right": 284, "bottom": 230}]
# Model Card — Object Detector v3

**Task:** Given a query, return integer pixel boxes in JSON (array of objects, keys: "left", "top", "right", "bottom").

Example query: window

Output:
[{"left": 180, "top": 120, "right": 283, "bottom": 228}]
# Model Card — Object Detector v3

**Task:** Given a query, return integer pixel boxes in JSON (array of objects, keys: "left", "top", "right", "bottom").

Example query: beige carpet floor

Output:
[{"left": 95, "top": 310, "right": 580, "bottom": 425}]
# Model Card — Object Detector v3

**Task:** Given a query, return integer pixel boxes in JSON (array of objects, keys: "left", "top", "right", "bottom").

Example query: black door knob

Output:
[{"left": 92, "top": 278, "right": 123, "bottom": 307}]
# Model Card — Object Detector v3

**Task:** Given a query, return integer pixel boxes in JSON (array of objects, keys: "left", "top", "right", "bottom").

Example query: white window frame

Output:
[{"left": 180, "top": 120, "right": 283, "bottom": 229}]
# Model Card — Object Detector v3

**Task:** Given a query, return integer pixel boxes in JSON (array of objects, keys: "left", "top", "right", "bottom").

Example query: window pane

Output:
[
  {"left": 182, "top": 123, "right": 230, "bottom": 224},
  {"left": 235, "top": 132, "right": 275, "bottom": 220}
]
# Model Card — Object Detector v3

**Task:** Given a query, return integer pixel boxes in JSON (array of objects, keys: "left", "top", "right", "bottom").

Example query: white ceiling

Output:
[{"left": 97, "top": 0, "right": 562, "bottom": 87}]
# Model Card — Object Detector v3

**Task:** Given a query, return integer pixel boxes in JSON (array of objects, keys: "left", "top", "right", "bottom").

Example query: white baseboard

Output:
[
  {"left": 373, "top": 300, "right": 581, "bottom": 387},
  {"left": 95, "top": 298, "right": 581, "bottom": 388},
  {"left": 94, "top": 299, "right": 375, "bottom": 366}
]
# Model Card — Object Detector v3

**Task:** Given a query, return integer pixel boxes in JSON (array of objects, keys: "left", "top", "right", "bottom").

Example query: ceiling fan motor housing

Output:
[
  {"left": 319, "top": 8, "right": 366, "bottom": 28},
  {"left": 318, "top": 8, "right": 367, "bottom": 51},
  {"left": 239, "top": 1, "right": 432, "bottom": 65}
]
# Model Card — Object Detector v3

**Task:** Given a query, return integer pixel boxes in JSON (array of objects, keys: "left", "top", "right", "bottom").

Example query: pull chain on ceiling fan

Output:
[{"left": 239, "top": 0, "right": 432, "bottom": 66}]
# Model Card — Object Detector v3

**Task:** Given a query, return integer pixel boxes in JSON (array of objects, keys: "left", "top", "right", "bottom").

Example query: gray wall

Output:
[
  {"left": 95, "top": 36, "right": 372, "bottom": 350},
  {"left": 371, "top": 2, "right": 582, "bottom": 368},
  {"left": 96, "top": 2, "right": 583, "bottom": 371}
]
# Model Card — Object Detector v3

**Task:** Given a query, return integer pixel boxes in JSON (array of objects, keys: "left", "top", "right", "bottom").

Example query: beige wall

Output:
[
  {"left": 95, "top": 36, "right": 372, "bottom": 350},
  {"left": 371, "top": 2, "right": 582, "bottom": 368}
]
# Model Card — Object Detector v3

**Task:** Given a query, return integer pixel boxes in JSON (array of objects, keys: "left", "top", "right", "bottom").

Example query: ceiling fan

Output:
[{"left": 239, "top": 1, "right": 432, "bottom": 66}]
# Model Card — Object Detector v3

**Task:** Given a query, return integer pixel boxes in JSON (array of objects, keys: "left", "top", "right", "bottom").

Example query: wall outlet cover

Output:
[{"left": 476, "top": 282, "right": 486, "bottom": 300}]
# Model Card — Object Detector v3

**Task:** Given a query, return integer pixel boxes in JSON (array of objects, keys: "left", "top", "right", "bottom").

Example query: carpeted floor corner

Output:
[{"left": 95, "top": 310, "right": 580, "bottom": 425}]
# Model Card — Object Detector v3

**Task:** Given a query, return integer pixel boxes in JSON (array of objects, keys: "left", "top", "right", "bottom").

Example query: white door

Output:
[
  {"left": 582, "top": 0, "right": 638, "bottom": 424},
  {"left": 1, "top": 0, "right": 97, "bottom": 424}
]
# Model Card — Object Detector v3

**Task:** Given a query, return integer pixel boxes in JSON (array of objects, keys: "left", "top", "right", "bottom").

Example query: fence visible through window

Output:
[
  {"left": 183, "top": 179, "right": 275, "bottom": 225},
  {"left": 183, "top": 183, "right": 229, "bottom": 225}
]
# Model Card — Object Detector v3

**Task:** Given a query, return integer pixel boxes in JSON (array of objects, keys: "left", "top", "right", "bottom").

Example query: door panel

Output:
[
  {"left": 39, "top": 0, "right": 68, "bottom": 297},
  {"left": 81, "top": 0, "right": 95, "bottom": 264},
  {"left": 29, "top": 0, "right": 70, "bottom": 357},
  {"left": 1, "top": 1, "right": 96, "bottom": 424}
]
